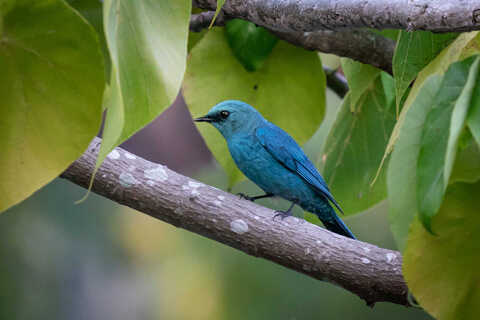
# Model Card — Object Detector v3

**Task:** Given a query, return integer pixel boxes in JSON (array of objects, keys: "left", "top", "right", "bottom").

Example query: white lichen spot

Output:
[
  {"left": 254, "top": 216, "right": 260, "bottom": 220},
  {"left": 146, "top": 180, "right": 155, "bottom": 186},
  {"left": 124, "top": 153, "right": 136, "bottom": 160},
  {"left": 102, "top": 174, "right": 107, "bottom": 178},
  {"left": 217, "top": 195, "right": 225, "bottom": 201},
  {"left": 108, "top": 149, "right": 120, "bottom": 160},
  {"left": 230, "top": 219, "right": 249, "bottom": 234},
  {"left": 174, "top": 207, "right": 184, "bottom": 215},
  {"left": 188, "top": 181, "right": 203, "bottom": 189},
  {"left": 316, "top": 240, "right": 322, "bottom": 245},
  {"left": 386, "top": 252, "right": 396, "bottom": 263},
  {"left": 182, "top": 185, "right": 190, "bottom": 191},
  {"left": 211, "top": 218, "right": 217, "bottom": 223},
  {"left": 128, "top": 165, "right": 136, "bottom": 172},
  {"left": 363, "top": 247, "right": 371, "bottom": 253},
  {"left": 361, "top": 258, "right": 370, "bottom": 264},
  {"left": 144, "top": 166, "right": 168, "bottom": 182},
  {"left": 213, "top": 200, "right": 222, "bottom": 206},
  {"left": 191, "top": 189, "right": 200, "bottom": 196},
  {"left": 119, "top": 172, "right": 137, "bottom": 187},
  {"left": 304, "top": 247, "right": 311, "bottom": 255}
]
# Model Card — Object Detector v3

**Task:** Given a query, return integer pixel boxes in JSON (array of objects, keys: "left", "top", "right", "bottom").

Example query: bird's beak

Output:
[{"left": 194, "top": 115, "right": 212, "bottom": 123}]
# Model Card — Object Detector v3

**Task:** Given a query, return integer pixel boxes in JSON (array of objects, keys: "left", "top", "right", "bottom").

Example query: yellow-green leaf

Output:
[
  {"left": 404, "top": 180, "right": 480, "bottom": 320},
  {"left": 184, "top": 28, "right": 326, "bottom": 186},
  {"left": 0, "top": 0, "right": 104, "bottom": 212},
  {"left": 96, "top": 0, "right": 191, "bottom": 177}
]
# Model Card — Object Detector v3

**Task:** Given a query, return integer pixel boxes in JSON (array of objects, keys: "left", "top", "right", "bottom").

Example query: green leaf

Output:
[
  {"left": 0, "top": 0, "right": 104, "bottom": 212},
  {"left": 225, "top": 19, "right": 278, "bottom": 72},
  {"left": 387, "top": 75, "right": 443, "bottom": 251},
  {"left": 340, "top": 58, "right": 381, "bottom": 112},
  {"left": 376, "top": 32, "right": 480, "bottom": 183},
  {"left": 393, "top": 31, "right": 457, "bottom": 113},
  {"left": 404, "top": 180, "right": 480, "bottom": 320},
  {"left": 450, "top": 129, "right": 480, "bottom": 184},
  {"left": 322, "top": 76, "right": 396, "bottom": 215},
  {"left": 417, "top": 56, "right": 480, "bottom": 232},
  {"left": 97, "top": 0, "right": 191, "bottom": 175},
  {"left": 184, "top": 28, "right": 326, "bottom": 186},
  {"left": 467, "top": 80, "right": 480, "bottom": 146}
]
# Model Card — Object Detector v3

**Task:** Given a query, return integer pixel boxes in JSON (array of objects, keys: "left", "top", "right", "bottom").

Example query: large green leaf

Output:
[
  {"left": 97, "top": 0, "right": 191, "bottom": 174},
  {"left": 450, "top": 129, "right": 480, "bottom": 184},
  {"left": 417, "top": 56, "right": 480, "bottom": 232},
  {"left": 322, "top": 76, "right": 395, "bottom": 215},
  {"left": 0, "top": 0, "right": 104, "bottom": 212},
  {"left": 404, "top": 181, "right": 480, "bottom": 320},
  {"left": 393, "top": 31, "right": 457, "bottom": 113},
  {"left": 376, "top": 32, "right": 480, "bottom": 181},
  {"left": 225, "top": 19, "right": 278, "bottom": 72},
  {"left": 184, "top": 28, "right": 326, "bottom": 186},
  {"left": 340, "top": 58, "right": 380, "bottom": 112},
  {"left": 467, "top": 80, "right": 480, "bottom": 146},
  {"left": 387, "top": 75, "right": 442, "bottom": 251}
]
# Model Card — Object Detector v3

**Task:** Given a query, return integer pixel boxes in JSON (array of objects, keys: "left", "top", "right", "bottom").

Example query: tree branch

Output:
[
  {"left": 189, "top": 11, "right": 394, "bottom": 74},
  {"left": 61, "top": 137, "right": 409, "bottom": 307},
  {"left": 193, "top": 0, "right": 480, "bottom": 33}
]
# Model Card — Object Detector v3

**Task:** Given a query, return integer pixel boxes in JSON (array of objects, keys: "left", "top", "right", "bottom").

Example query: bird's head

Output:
[{"left": 194, "top": 100, "right": 265, "bottom": 139}]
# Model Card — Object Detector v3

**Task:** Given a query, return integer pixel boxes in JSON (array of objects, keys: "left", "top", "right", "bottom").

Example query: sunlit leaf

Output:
[
  {"left": 404, "top": 180, "right": 480, "bottom": 320},
  {"left": 0, "top": 0, "right": 104, "bottom": 212},
  {"left": 393, "top": 31, "right": 457, "bottom": 113},
  {"left": 340, "top": 58, "right": 380, "bottom": 112},
  {"left": 96, "top": 0, "right": 190, "bottom": 177},
  {"left": 322, "top": 76, "right": 395, "bottom": 215},
  {"left": 225, "top": 19, "right": 278, "bottom": 72},
  {"left": 417, "top": 56, "right": 480, "bottom": 232},
  {"left": 450, "top": 129, "right": 480, "bottom": 184},
  {"left": 387, "top": 75, "right": 442, "bottom": 251},
  {"left": 376, "top": 32, "right": 480, "bottom": 183},
  {"left": 184, "top": 28, "right": 325, "bottom": 186}
]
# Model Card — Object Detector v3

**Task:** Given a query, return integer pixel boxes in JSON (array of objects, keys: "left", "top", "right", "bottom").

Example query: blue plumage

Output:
[{"left": 195, "top": 100, "right": 355, "bottom": 239}]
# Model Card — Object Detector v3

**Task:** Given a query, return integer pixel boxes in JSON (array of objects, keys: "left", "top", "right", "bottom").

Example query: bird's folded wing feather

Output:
[{"left": 255, "top": 124, "right": 343, "bottom": 213}]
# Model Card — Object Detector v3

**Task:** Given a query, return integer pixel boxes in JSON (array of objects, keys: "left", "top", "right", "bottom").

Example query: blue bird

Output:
[{"left": 195, "top": 100, "right": 355, "bottom": 239}]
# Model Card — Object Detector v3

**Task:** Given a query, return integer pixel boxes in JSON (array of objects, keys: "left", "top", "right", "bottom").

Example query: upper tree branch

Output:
[
  {"left": 61, "top": 137, "right": 409, "bottom": 307},
  {"left": 190, "top": 11, "right": 394, "bottom": 74},
  {"left": 193, "top": 0, "right": 480, "bottom": 33}
]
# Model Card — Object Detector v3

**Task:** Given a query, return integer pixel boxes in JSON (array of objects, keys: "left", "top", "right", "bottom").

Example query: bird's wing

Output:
[{"left": 255, "top": 124, "right": 343, "bottom": 214}]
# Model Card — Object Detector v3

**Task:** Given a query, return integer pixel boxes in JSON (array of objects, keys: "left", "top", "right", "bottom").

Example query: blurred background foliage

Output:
[{"left": 1, "top": 96, "right": 431, "bottom": 320}]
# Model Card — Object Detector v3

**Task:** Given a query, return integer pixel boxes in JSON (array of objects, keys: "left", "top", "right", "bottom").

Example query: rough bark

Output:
[
  {"left": 61, "top": 137, "right": 409, "bottom": 307},
  {"left": 189, "top": 11, "right": 395, "bottom": 74},
  {"left": 193, "top": 0, "right": 480, "bottom": 33}
]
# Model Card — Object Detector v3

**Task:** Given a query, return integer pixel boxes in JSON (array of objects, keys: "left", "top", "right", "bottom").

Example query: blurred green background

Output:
[{"left": 1, "top": 93, "right": 432, "bottom": 320}]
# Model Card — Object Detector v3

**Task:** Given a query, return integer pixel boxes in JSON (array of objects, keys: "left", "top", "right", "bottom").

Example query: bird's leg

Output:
[
  {"left": 237, "top": 193, "right": 274, "bottom": 202},
  {"left": 273, "top": 202, "right": 296, "bottom": 220}
]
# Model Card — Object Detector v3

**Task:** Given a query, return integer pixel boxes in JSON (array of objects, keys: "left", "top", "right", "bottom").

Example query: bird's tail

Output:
[{"left": 320, "top": 211, "right": 356, "bottom": 239}]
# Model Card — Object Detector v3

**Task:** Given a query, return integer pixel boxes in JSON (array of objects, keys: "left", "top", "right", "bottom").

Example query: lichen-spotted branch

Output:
[
  {"left": 61, "top": 137, "right": 409, "bottom": 307},
  {"left": 193, "top": 0, "right": 480, "bottom": 33}
]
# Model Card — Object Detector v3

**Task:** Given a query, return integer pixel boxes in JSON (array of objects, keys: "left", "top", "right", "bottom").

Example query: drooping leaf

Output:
[
  {"left": 225, "top": 19, "right": 278, "bottom": 72},
  {"left": 393, "top": 31, "right": 457, "bottom": 113},
  {"left": 184, "top": 28, "right": 326, "bottom": 186},
  {"left": 340, "top": 58, "right": 381, "bottom": 112},
  {"left": 404, "top": 180, "right": 480, "bottom": 320},
  {"left": 376, "top": 32, "right": 480, "bottom": 183},
  {"left": 0, "top": 0, "right": 104, "bottom": 212},
  {"left": 322, "top": 76, "right": 396, "bottom": 215},
  {"left": 467, "top": 79, "right": 480, "bottom": 145},
  {"left": 97, "top": 0, "right": 191, "bottom": 175},
  {"left": 417, "top": 56, "right": 480, "bottom": 232},
  {"left": 387, "top": 75, "right": 442, "bottom": 251}
]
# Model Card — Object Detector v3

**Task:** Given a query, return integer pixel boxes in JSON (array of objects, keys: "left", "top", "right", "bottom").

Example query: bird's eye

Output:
[{"left": 220, "top": 110, "right": 230, "bottom": 119}]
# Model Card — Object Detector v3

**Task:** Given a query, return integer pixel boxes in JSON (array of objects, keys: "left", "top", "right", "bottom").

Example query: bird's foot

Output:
[
  {"left": 237, "top": 193, "right": 255, "bottom": 202},
  {"left": 273, "top": 210, "right": 292, "bottom": 220}
]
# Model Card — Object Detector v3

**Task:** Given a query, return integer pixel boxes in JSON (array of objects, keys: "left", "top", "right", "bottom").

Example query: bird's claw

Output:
[
  {"left": 237, "top": 193, "right": 254, "bottom": 201},
  {"left": 273, "top": 211, "right": 292, "bottom": 220}
]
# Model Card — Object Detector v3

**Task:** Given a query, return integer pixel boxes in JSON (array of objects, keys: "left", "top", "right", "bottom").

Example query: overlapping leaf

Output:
[
  {"left": 393, "top": 31, "right": 457, "bottom": 112},
  {"left": 0, "top": 0, "right": 104, "bottom": 212},
  {"left": 184, "top": 28, "right": 326, "bottom": 186},
  {"left": 94, "top": 0, "right": 191, "bottom": 179},
  {"left": 404, "top": 181, "right": 480, "bottom": 320},
  {"left": 322, "top": 76, "right": 396, "bottom": 215}
]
